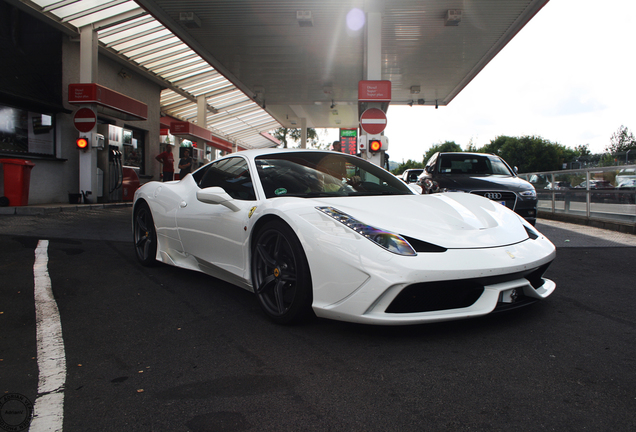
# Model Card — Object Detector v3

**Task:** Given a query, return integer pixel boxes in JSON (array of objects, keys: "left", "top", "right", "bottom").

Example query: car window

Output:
[
  {"left": 406, "top": 170, "right": 422, "bottom": 182},
  {"left": 256, "top": 152, "right": 412, "bottom": 198},
  {"left": 437, "top": 154, "right": 512, "bottom": 176},
  {"left": 196, "top": 157, "right": 256, "bottom": 200}
]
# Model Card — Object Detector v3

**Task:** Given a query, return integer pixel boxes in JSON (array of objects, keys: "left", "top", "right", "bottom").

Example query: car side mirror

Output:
[
  {"left": 196, "top": 186, "right": 240, "bottom": 212},
  {"left": 513, "top": 166, "right": 519, "bottom": 174}
]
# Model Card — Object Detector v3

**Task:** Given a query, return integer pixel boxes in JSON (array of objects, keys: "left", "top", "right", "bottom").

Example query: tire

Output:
[
  {"left": 133, "top": 201, "right": 158, "bottom": 266},
  {"left": 251, "top": 220, "right": 313, "bottom": 324}
]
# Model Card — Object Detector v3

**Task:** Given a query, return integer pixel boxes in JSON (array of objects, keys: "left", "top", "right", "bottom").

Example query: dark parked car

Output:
[
  {"left": 574, "top": 180, "right": 615, "bottom": 202},
  {"left": 417, "top": 152, "right": 538, "bottom": 225},
  {"left": 617, "top": 179, "right": 636, "bottom": 204},
  {"left": 545, "top": 181, "right": 571, "bottom": 190},
  {"left": 574, "top": 180, "right": 614, "bottom": 189}
]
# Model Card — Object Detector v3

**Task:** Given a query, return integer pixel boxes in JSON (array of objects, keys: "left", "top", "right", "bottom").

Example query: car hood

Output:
[
  {"left": 433, "top": 175, "right": 532, "bottom": 192},
  {"left": 312, "top": 192, "right": 531, "bottom": 249}
]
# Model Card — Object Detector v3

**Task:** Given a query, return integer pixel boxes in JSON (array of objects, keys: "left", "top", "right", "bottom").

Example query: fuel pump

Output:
[
  {"left": 96, "top": 124, "right": 124, "bottom": 202},
  {"left": 108, "top": 145, "right": 123, "bottom": 201}
]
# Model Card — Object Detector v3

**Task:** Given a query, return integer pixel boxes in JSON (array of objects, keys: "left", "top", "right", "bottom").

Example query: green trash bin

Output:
[{"left": 0, "top": 159, "right": 35, "bottom": 206}]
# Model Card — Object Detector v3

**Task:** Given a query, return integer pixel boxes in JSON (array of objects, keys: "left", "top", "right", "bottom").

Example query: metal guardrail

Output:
[{"left": 519, "top": 165, "right": 636, "bottom": 228}]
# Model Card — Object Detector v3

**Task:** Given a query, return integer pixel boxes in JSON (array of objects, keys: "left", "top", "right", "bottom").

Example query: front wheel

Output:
[
  {"left": 133, "top": 201, "right": 158, "bottom": 266},
  {"left": 251, "top": 221, "right": 313, "bottom": 324}
]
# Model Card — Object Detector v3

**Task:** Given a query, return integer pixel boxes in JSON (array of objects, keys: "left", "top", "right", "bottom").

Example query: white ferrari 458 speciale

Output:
[{"left": 133, "top": 149, "right": 556, "bottom": 325}]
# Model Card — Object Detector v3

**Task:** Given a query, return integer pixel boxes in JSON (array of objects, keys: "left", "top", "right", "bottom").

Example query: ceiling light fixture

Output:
[
  {"left": 179, "top": 12, "right": 201, "bottom": 28},
  {"left": 444, "top": 9, "right": 462, "bottom": 26},
  {"left": 297, "top": 11, "right": 313, "bottom": 27}
]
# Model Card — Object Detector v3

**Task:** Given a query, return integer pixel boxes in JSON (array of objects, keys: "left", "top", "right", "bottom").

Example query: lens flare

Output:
[{"left": 346, "top": 8, "right": 365, "bottom": 31}]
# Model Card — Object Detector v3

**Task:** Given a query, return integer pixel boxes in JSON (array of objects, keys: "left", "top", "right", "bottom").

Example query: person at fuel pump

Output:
[
  {"left": 178, "top": 149, "right": 193, "bottom": 179},
  {"left": 155, "top": 144, "right": 174, "bottom": 181}
]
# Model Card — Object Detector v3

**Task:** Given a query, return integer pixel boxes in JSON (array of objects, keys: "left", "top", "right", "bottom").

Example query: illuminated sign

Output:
[{"left": 339, "top": 129, "right": 357, "bottom": 155}]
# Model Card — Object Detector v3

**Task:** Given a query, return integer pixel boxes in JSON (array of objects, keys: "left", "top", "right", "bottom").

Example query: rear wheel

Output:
[
  {"left": 133, "top": 201, "right": 158, "bottom": 266},
  {"left": 251, "top": 221, "right": 313, "bottom": 324}
]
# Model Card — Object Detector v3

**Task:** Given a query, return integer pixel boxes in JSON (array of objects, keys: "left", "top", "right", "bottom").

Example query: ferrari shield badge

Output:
[{"left": 248, "top": 206, "right": 257, "bottom": 218}]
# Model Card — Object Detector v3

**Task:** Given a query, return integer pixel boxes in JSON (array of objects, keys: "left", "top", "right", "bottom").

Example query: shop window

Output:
[{"left": 0, "top": 103, "right": 55, "bottom": 157}]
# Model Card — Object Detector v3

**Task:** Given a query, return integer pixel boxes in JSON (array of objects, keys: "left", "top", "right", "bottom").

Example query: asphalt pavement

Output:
[{"left": 1, "top": 207, "right": 635, "bottom": 431}]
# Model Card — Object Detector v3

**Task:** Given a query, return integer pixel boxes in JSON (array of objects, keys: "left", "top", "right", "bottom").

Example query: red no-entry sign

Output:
[
  {"left": 359, "top": 108, "right": 387, "bottom": 135},
  {"left": 73, "top": 107, "right": 97, "bottom": 133}
]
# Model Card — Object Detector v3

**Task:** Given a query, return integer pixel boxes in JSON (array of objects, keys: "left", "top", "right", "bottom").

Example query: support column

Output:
[
  {"left": 365, "top": 11, "right": 382, "bottom": 81},
  {"left": 361, "top": 10, "right": 386, "bottom": 167},
  {"left": 78, "top": 25, "right": 99, "bottom": 202},
  {"left": 197, "top": 95, "right": 207, "bottom": 151},
  {"left": 300, "top": 118, "right": 307, "bottom": 149}
]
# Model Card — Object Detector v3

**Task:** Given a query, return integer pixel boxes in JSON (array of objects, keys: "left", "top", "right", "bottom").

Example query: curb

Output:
[{"left": 0, "top": 202, "right": 132, "bottom": 216}]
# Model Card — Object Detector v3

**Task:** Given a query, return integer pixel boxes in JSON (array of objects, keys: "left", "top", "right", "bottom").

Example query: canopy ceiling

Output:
[{"left": 9, "top": 0, "right": 549, "bottom": 147}]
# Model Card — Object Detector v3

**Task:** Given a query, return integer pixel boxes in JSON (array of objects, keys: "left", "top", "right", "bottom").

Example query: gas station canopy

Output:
[{"left": 11, "top": 0, "right": 549, "bottom": 147}]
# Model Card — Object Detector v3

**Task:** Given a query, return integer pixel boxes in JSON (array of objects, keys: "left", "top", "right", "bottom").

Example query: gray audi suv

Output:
[{"left": 417, "top": 152, "right": 538, "bottom": 225}]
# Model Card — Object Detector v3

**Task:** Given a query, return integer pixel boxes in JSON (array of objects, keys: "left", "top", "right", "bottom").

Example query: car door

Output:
[{"left": 176, "top": 157, "right": 257, "bottom": 281}]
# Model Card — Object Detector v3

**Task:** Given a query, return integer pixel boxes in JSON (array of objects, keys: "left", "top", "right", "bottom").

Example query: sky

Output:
[{"left": 325, "top": 0, "right": 636, "bottom": 164}]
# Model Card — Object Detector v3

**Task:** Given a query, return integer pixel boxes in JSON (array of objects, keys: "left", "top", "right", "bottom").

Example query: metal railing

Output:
[{"left": 519, "top": 165, "right": 636, "bottom": 226}]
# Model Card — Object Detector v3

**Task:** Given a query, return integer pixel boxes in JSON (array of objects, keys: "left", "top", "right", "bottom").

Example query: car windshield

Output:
[
  {"left": 437, "top": 154, "right": 513, "bottom": 176},
  {"left": 255, "top": 152, "right": 413, "bottom": 198}
]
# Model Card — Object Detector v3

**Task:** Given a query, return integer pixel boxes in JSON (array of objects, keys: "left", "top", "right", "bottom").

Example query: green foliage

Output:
[
  {"left": 272, "top": 127, "right": 321, "bottom": 148},
  {"left": 474, "top": 135, "right": 574, "bottom": 173},
  {"left": 391, "top": 159, "right": 424, "bottom": 175},
  {"left": 606, "top": 125, "right": 636, "bottom": 154},
  {"left": 598, "top": 153, "right": 617, "bottom": 167},
  {"left": 574, "top": 144, "right": 591, "bottom": 157},
  {"left": 423, "top": 141, "right": 462, "bottom": 162}
]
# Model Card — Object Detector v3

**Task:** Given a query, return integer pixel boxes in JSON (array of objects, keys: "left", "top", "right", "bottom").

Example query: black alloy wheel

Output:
[
  {"left": 251, "top": 220, "right": 313, "bottom": 324},
  {"left": 133, "top": 201, "right": 158, "bottom": 266}
]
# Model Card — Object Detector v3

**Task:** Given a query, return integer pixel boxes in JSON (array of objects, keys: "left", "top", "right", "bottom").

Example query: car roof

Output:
[{"left": 438, "top": 152, "right": 497, "bottom": 157}]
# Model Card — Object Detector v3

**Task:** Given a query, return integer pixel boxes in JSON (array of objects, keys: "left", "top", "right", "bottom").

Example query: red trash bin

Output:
[{"left": 0, "top": 159, "right": 35, "bottom": 206}]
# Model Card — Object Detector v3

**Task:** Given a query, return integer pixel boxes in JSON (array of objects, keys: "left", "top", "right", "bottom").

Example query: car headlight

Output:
[
  {"left": 519, "top": 190, "right": 537, "bottom": 198},
  {"left": 316, "top": 206, "right": 417, "bottom": 256}
]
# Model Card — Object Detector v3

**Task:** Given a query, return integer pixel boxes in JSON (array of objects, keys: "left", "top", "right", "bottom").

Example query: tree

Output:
[
  {"left": 391, "top": 159, "right": 424, "bottom": 175},
  {"left": 272, "top": 127, "right": 322, "bottom": 148},
  {"left": 423, "top": 141, "right": 462, "bottom": 162},
  {"left": 606, "top": 125, "right": 636, "bottom": 154},
  {"left": 465, "top": 137, "right": 479, "bottom": 153},
  {"left": 475, "top": 135, "right": 574, "bottom": 173},
  {"left": 574, "top": 144, "right": 591, "bottom": 157}
]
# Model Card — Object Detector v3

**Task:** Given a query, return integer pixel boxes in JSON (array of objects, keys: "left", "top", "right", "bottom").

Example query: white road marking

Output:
[{"left": 30, "top": 240, "right": 65, "bottom": 432}]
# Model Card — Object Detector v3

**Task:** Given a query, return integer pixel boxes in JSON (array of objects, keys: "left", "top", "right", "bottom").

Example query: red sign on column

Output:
[
  {"left": 358, "top": 80, "right": 392, "bottom": 102},
  {"left": 73, "top": 107, "right": 97, "bottom": 133},
  {"left": 359, "top": 108, "right": 387, "bottom": 135}
]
